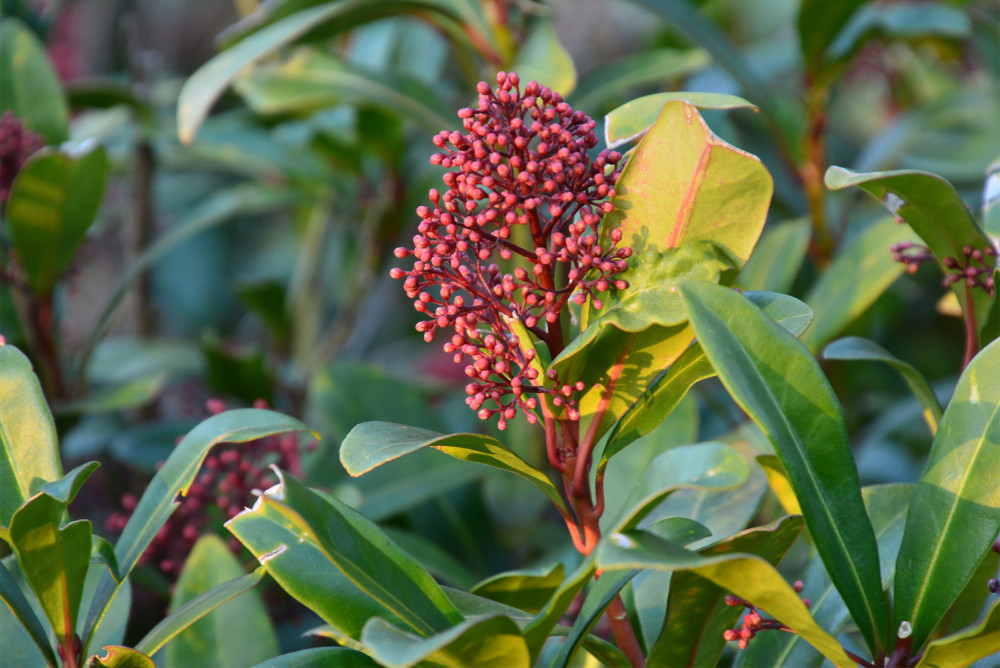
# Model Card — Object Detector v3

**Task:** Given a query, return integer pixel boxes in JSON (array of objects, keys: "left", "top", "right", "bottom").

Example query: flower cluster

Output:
[
  {"left": 890, "top": 241, "right": 934, "bottom": 274},
  {"left": 391, "top": 72, "right": 630, "bottom": 428},
  {"left": 0, "top": 111, "right": 43, "bottom": 204},
  {"left": 106, "top": 399, "right": 313, "bottom": 575},
  {"left": 723, "top": 582, "right": 810, "bottom": 650},
  {"left": 942, "top": 244, "right": 996, "bottom": 297}
]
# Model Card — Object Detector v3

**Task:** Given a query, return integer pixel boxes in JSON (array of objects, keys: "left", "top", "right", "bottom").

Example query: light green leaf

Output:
[
  {"left": 916, "top": 599, "right": 1000, "bottom": 668},
  {"left": 233, "top": 47, "right": 452, "bottom": 130},
  {"left": 226, "top": 468, "right": 462, "bottom": 639},
  {"left": 470, "top": 563, "right": 564, "bottom": 614},
  {"left": 604, "top": 92, "right": 757, "bottom": 149},
  {"left": 361, "top": 615, "right": 529, "bottom": 668},
  {"left": 512, "top": 18, "right": 576, "bottom": 95},
  {"left": 678, "top": 279, "right": 888, "bottom": 656},
  {"left": 89, "top": 646, "right": 155, "bottom": 668},
  {"left": 161, "top": 536, "right": 276, "bottom": 667},
  {"left": 81, "top": 409, "right": 314, "bottom": 655},
  {"left": 5, "top": 144, "right": 108, "bottom": 297},
  {"left": 825, "top": 167, "right": 995, "bottom": 334},
  {"left": 802, "top": 216, "right": 918, "bottom": 351},
  {"left": 252, "top": 647, "right": 381, "bottom": 667},
  {"left": 90, "top": 536, "right": 120, "bottom": 584},
  {"left": 824, "top": 337, "right": 943, "bottom": 434},
  {"left": 0, "top": 558, "right": 57, "bottom": 667},
  {"left": 0, "top": 344, "right": 61, "bottom": 530},
  {"left": 648, "top": 516, "right": 805, "bottom": 668},
  {"left": 341, "top": 422, "right": 568, "bottom": 515},
  {"left": 735, "top": 218, "right": 812, "bottom": 294},
  {"left": 894, "top": 338, "right": 1000, "bottom": 652},
  {"left": 570, "top": 49, "right": 710, "bottom": 116},
  {"left": 0, "top": 18, "right": 69, "bottom": 143},
  {"left": 596, "top": 530, "right": 854, "bottom": 668}
]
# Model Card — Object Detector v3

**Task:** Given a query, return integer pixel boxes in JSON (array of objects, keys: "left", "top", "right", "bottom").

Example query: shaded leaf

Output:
[
  {"left": 551, "top": 569, "right": 635, "bottom": 668},
  {"left": 361, "top": 615, "right": 529, "bottom": 668},
  {"left": 678, "top": 279, "right": 888, "bottom": 656},
  {"left": 252, "top": 647, "right": 381, "bottom": 667},
  {"left": 916, "top": 599, "right": 1000, "bottom": 668},
  {"left": 470, "top": 563, "right": 564, "bottom": 615},
  {"left": 0, "top": 558, "right": 57, "bottom": 667},
  {"left": 5, "top": 144, "right": 107, "bottom": 296},
  {"left": 894, "top": 338, "right": 1000, "bottom": 651},
  {"left": 523, "top": 555, "right": 596, "bottom": 659},
  {"left": 735, "top": 218, "right": 812, "bottom": 294},
  {"left": 797, "top": 0, "right": 866, "bottom": 73},
  {"left": 827, "top": 3, "right": 970, "bottom": 64},
  {"left": 0, "top": 18, "right": 68, "bottom": 142},
  {"left": 89, "top": 646, "right": 155, "bottom": 668},
  {"left": 512, "top": 18, "right": 576, "bottom": 95},
  {"left": 604, "top": 92, "right": 757, "bottom": 149}
]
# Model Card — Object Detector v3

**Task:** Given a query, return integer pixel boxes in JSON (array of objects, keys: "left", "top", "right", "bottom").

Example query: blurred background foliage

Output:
[{"left": 1, "top": 0, "right": 997, "bottom": 661}]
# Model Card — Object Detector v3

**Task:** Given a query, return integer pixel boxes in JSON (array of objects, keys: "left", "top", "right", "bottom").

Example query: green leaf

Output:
[
  {"left": 5, "top": 144, "right": 108, "bottom": 297},
  {"left": 823, "top": 337, "right": 943, "bottom": 434},
  {"left": 893, "top": 338, "right": 1000, "bottom": 652},
  {"left": 797, "top": 0, "right": 866, "bottom": 73},
  {"left": 735, "top": 218, "right": 812, "bottom": 294},
  {"left": 596, "top": 530, "right": 854, "bottom": 668},
  {"left": 89, "top": 536, "right": 120, "bottom": 584},
  {"left": 81, "top": 409, "right": 314, "bottom": 654},
  {"left": 603, "top": 92, "right": 757, "bottom": 149},
  {"left": 569, "top": 49, "right": 710, "bottom": 116},
  {"left": 550, "top": 569, "right": 635, "bottom": 668},
  {"left": 826, "top": 3, "right": 970, "bottom": 64},
  {"left": 512, "top": 18, "right": 576, "bottom": 95},
  {"left": 236, "top": 280, "right": 291, "bottom": 342},
  {"left": 601, "top": 291, "right": 814, "bottom": 463},
  {"left": 825, "top": 167, "right": 995, "bottom": 334},
  {"left": 55, "top": 373, "right": 169, "bottom": 416},
  {"left": 341, "top": 422, "right": 568, "bottom": 515},
  {"left": 605, "top": 442, "right": 750, "bottom": 533},
  {"left": 226, "top": 468, "right": 462, "bottom": 639},
  {"left": 383, "top": 527, "right": 479, "bottom": 590},
  {"left": 678, "top": 279, "right": 888, "bottom": 656},
  {"left": 648, "top": 516, "right": 805, "bottom": 668},
  {"left": 361, "top": 615, "right": 530, "bottom": 668},
  {"left": 252, "top": 647, "right": 381, "bottom": 667},
  {"left": 0, "top": 558, "right": 58, "bottom": 667},
  {"left": 984, "top": 160, "right": 999, "bottom": 238},
  {"left": 470, "top": 563, "right": 564, "bottom": 615},
  {"left": 802, "top": 216, "right": 918, "bottom": 351},
  {"left": 523, "top": 555, "right": 596, "bottom": 659},
  {"left": 159, "top": 535, "right": 276, "bottom": 667},
  {"left": 0, "top": 344, "right": 61, "bottom": 531},
  {"left": 916, "top": 599, "right": 1000, "bottom": 668},
  {"left": 737, "top": 483, "right": 914, "bottom": 668},
  {"left": 0, "top": 18, "right": 69, "bottom": 143},
  {"left": 89, "top": 646, "right": 155, "bottom": 668},
  {"left": 233, "top": 47, "right": 453, "bottom": 131}
]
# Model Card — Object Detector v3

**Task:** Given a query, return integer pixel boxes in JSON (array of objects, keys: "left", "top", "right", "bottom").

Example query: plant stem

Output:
[
  {"left": 802, "top": 89, "right": 833, "bottom": 264},
  {"left": 961, "top": 283, "right": 979, "bottom": 369},
  {"left": 607, "top": 595, "right": 646, "bottom": 668}
]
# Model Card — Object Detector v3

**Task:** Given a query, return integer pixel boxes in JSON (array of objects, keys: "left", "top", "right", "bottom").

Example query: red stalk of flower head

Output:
[
  {"left": 391, "top": 71, "right": 629, "bottom": 431},
  {"left": 0, "top": 111, "right": 44, "bottom": 205}
]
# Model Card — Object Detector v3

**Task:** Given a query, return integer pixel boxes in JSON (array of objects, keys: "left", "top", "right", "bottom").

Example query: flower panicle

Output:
[{"left": 391, "top": 72, "right": 631, "bottom": 428}]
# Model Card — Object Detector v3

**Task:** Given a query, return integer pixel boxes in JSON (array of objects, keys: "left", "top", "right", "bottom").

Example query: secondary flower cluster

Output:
[
  {"left": 723, "top": 582, "right": 810, "bottom": 650},
  {"left": 391, "top": 72, "right": 630, "bottom": 428},
  {"left": 0, "top": 111, "right": 43, "bottom": 204},
  {"left": 891, "top": 241, "right": 997, "bottom": 296},
  {"left": 106, "top": 399, "right": 312, "bottom": 575}
]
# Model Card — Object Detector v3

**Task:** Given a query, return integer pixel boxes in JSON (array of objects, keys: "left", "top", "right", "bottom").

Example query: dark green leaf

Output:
[
  {"left": 523, "top": 555, "right": 596, "bottom": 660},
  {"left": 826, "top": 3, "right": 970, "bottom": 64},
  {"left": 5, "top": 144, "right": 107, "bottom": 296},
  {"left": 894, "top": 338, "right": 1000, "bottom": 652},
  {"left": 603, "top": 92, "right": 757, "bottom": 149},
  {"left": 470, "top": 563, "right": 564, "bottom": 615},
  {"left": 678, "top": 279, "right": 888, "bottom": 656},
  {"left": 916, "top": 599, "right": 1000, "bottom": 668},
  {"left": 0, "top": 17, "right": 68, "bottom": 142},
  {"left": 0, "top": 558, "right": 57, "bottom": 667},
  {"left": 236, "top": 281, "right": 291, "bottom": 341},
  {"left": 226, "top": 469, "right": 462, "bottom": 639},
  {"left": 252, "top": 647, "right": 381, "bottom": 668},
  {"left": 0, "top": 344, "right": 61, "bottom": 531},
  {"left": 202, "top": 335, "right": 273, "bottom": 405},
  {"left": 361, "top": 615, "right": 529, "bottom": 668},
  {"left": 797, "top": 0, "right": 866, "bottom": 73},
  {"left": 382, "top": 527, "right": 479, "bottom": 590},
  {"left": 823, "top": 337, "right": 943, "bottom": 434},
  {"left": 551, "top": 570, "right": 635, "bottom": 668}
]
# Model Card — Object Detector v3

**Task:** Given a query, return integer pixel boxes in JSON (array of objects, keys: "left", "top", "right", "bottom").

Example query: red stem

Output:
[{"left": 961, "top": 283, "right": 979, "bottom": 369}]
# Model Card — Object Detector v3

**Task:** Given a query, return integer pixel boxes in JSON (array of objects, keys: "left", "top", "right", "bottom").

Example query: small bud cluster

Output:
[
  {"left": 890, "top": 241, "right": 934, "bottom": 274},
  {"left": 0, "top": 111, "right": 43, "bottom": 204},
  {"left": 723, "top": 581, "right": 810, "bottom": 650},
  {"left": 391, "top": 72, "right": 630, "bottom": 428},
  {"left": 106, "top": 399, "right": 314, "bottom": 575},
  {"left": 942, "top": 244, "right": 996, "bottom": 296}
]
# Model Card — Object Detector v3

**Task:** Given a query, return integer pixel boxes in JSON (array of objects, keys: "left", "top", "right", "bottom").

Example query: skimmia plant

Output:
[{"left": 2, "top": 67, "right": 998, "bottom": 668}]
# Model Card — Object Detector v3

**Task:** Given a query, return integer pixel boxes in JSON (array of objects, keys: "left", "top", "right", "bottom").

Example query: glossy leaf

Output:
[
  {"left": 648, "top": 516, "right": 805, "bottom": 668},
  {"left": 756, "top": 454, "right": 802, "bottom": 515},
  {"left": 89, "top": 646, "right": 155, "bottom": 668},
  {"left": 824, "top": 337, "right": 942, "bottom": 434},
  {"left": 0, "top": 345, "right": 61, "bottom": 530},
  {"left": 604, "top": 92, "right": 757, "bottom": 149},
  {"left": 570, "top": 48, "right": 709, "bottom": 115},
  {"left": 0, "top": 18, "right": 68, "bottom": 142},
  {"left": 735, "top": 218, "right": 812, "bottom": 294},
  {"left": 512, "top": 18, "right": 576, "bottom": 95},
  {"left": 601, "top": 291, "right": 813, "bottom": 463},
  {"left": 233, "top": 47, "right": 452, "bottom": 130},
  {"left": 226, "top": 468, "right": 462, "bottom": 640},
  {"left": 894, "top": 338, "right": 1000, "bottom": 651},
  {"left": 825, "top": 167, "right": 995, "bottom": 333},
  {"left": 0, "top": 558, "right": 57, "bottom": 667},
  {"left": 341, "top": 422, "right": 568, "bottom": 515},
  {"left": 596, "top": 530, "right": 854, "bottom": 668},
  {"left": 916, "top": 599, "right": 1000, "bottom": 668},
  {"left": 737, "top": 484, "right": 914, "bottom": 668},
  {"left": 252, "top": 647, "right": 381, "bottom": 668},
  {"left": 678, "top": 279, "right": 888, "bottom": 655},
  {"left": 470, "top": 563, "right": 564, "bottom": 614},
  {"left": 5, "top": 144, "right": 107, "bottom": 296},
  {"left": 802, "top": 216, "right": 918, "bottom": 351},
  {"left": 523, "top": 555, "right": 596, "bottom": 659},
  {"left": 81, "top": 409, "right": 314, "bottom": 654},
  {"left": 605, "top": 442, "right": 750, "bottom": 533},
  {"left": 551, "top": 569, "right": 635, "bottom": 668},
  {"left": 361, "top": 615, "right": 529, "bottom": 668},
  {"left": 162, "top": 536, "right": 276, "bottom": 666}
]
